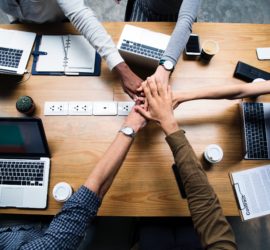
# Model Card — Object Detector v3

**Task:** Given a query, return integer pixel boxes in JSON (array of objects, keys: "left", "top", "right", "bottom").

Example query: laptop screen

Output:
[{"left": 0, "top": 118, "right": 50, "bottom": 158}]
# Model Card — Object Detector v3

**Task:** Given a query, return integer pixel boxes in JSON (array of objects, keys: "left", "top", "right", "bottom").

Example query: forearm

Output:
[
  {"left": 84, "top": 132, "right": 133, "bottom": 198},
  {"left": 162, "top": 0, "right": 201, "bottom": 65},
  {"left": 57, "top": 0, "right": 123, "bottom": 70},
  {"left": 166, "top": 130, "right": 236, "bottom": 249},
  {"left": 174, "top": 81, "right": 270, "bottom": 104}
]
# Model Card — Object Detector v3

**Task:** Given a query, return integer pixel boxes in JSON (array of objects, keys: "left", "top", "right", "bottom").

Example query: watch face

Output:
[
  {"left": 164, "top": 60, "right": 174, "bottom": 70},
  {"left": 123, "top": 127, "right": 133, "bottom": 135}
]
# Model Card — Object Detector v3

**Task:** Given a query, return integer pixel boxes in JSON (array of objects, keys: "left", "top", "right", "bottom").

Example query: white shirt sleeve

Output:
[{"left": 57, "top": 0, "right": 124, "bottom": 70}]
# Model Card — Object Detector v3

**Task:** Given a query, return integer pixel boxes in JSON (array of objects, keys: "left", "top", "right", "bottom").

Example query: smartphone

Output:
[{"left": 185, "top": 34, "right": 201, "bottom": 56}]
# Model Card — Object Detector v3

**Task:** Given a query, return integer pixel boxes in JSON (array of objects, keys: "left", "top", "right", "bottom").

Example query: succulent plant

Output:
[{"left": 16, "top": 96, "right": 35, "bottom": 115}]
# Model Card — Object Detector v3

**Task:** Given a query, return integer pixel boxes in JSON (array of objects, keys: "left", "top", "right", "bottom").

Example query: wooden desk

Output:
[{"left": 0, "top": 22, "right": 270, "bottom": 216}]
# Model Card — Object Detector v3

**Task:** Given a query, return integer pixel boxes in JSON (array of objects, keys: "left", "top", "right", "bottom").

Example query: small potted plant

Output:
[{"left": 16, "top": 96, "right": 35, "bottom": 115}]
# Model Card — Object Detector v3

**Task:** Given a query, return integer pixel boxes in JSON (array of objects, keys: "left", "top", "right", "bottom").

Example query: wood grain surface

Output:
[{"left": 0, "top": 22, "right": 270, "bottom": 216}]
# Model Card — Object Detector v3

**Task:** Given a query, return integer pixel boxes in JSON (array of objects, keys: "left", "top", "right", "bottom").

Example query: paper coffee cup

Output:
[
  {"left": 53, "top": 182, "right": 73, "bottom": 202},
  {"left": 204, "top": 144, "right": 223, "bottom": 164},
  {"left": 200, "top": 40, "right": 219, "bottom": 63}
]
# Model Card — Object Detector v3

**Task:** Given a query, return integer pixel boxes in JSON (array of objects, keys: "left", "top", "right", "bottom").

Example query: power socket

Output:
[
  {"left": 117, "top": 101, "right": 135, "bottom": 116},
  {"left": 44, "top": 102, "right": 69, "bottom": 116},
  {"left": 93, "top": 102, "right": 118, "bottom": 116},
  {"left": 68, "top": 102, "right": 93, "bottom": 115}
]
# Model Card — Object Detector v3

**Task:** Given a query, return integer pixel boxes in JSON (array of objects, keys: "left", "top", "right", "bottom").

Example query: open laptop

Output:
[
  {"left": 117, "top": 24, "right": 170, "bottom": 68},
  {"left": 0, "top": 29, "right": 36, "bottom": 75},
  {"left": 0, "top": 118, "right": 50, "bottom": 209},
  {"left": 240, "top": 102, "right": 270, "bottom": 159}
]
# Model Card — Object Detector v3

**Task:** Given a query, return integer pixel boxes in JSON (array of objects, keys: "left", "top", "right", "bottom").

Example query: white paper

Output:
[
  {"left": 65, "top": 35, "right": 95, "bottom": 74},
  {"left": 36, "top": 35, "right": 65, "bottom": 72},
  {"left": 231, "top": 165, "right": 270, "bottom": 220}
]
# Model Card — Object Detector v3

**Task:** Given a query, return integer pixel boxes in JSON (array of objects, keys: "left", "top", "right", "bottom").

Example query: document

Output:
[
  {"left": 32, "top": 35, "right": 101, "bottom": 76},
  {"left": 230, "top": 165, "right": 270, "bottom": 220}
]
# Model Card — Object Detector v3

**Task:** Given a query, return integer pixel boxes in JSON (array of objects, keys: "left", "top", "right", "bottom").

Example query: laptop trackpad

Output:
[{"left": 1, "top": 188, "right": 24, "bottom": 207}]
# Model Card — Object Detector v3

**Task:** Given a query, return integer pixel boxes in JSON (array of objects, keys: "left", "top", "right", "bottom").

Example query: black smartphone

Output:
[{"left": 185, "top": 34, "right": 201, "bottom": 56}]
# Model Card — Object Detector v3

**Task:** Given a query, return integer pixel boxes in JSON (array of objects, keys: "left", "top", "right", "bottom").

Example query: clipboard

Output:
[
  {"left": 31, "top": 35, "right": 101, "bottom": 76},
  {"left": 229, "top": 165, "right": 270, "bottom": 221}
]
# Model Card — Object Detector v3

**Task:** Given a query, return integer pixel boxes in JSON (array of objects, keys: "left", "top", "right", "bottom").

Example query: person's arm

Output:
[
  {"left": 84, "top": 108, "right": 146, "bottom": 198},
  {"left": 149, "top": 0, "right": 201, "bottom": 86},
  {"left": 173, "top": 81, "right": 270, "bottom": 108},
  {"left": 57, "top": 0, "right": 142, "bottom": 99},
  {"left": 21, "top": 109, "right": 146, "bottom": 250},
  {"left": 135, "top": 77, "right": 237, "bottom": 250}
]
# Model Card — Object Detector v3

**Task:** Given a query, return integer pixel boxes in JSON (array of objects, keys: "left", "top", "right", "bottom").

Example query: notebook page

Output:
[
  {"left": 65, "top": 35, "right": 95, "bottom": 74},
  {"left": 231, "top": 164, "right": 270, "bottom": 220},
  {"left": 36, "top": 35, "right": 65, "bottom": 72}
]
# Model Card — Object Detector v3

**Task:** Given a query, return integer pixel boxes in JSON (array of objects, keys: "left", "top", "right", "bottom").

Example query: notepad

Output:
[
  {"left": 32, "top": 35, "right": 101, "bottom": 76},
  {"left": 230, "top": 165, "right": 270, "bottom": 220}
]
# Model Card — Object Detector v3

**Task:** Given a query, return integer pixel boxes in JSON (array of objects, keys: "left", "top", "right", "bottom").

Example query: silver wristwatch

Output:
[
  {"left": 119, "top": 126, "right": 136, "bottom": 138},
  {"left": 159, "top": 59, "right": 174, "bottom": 72}
]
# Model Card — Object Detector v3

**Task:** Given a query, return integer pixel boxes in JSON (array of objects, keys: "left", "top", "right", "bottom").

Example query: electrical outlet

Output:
[
  {"left": 44, "top": 102, "right": 69, "bottom": 116},
  {"left": 93, "top": 102, "right": 117, "bottom": 116},
  {"left": 117, "top": 101, "right": 135, "bottom": 116},
  {"left": 68, "top": 102, "right": 93, "bottom": 115}
]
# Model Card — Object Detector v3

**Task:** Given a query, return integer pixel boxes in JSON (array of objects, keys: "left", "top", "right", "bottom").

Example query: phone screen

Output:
[{"left": 185, "top": 35, "right": 200, "bottom": 54}]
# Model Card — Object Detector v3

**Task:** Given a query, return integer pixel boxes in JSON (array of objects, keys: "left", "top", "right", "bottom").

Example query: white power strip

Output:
[{"left": 44, "top": 101, "right": 135, "bottom": 116}]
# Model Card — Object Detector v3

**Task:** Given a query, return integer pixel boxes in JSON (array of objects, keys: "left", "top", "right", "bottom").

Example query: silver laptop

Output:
[
  {"left": 0, "top": 29, "right": 36, "bottom": 75},
  {"left": 117, "top": 24, "right": 170, "bottom": 68},
  {"left": 0, "top": 118, "right": 50, "bottom": 209},
  {"left": 240, "top": 102, "right": 270, "bottom": 159}
]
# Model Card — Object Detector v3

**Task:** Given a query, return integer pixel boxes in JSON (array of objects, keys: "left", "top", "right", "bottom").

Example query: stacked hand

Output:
[{"left": 135, "top": 77, "right": 179, "bottom": 135}]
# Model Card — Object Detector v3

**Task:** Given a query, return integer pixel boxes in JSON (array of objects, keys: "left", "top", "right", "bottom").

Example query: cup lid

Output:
[
  {"left": 53, "top": 182, "right": 72, "bottom": 202},
  {"left": 205, "top": 144, "right": 223, "bottom": 163},
  {"left": 252, "top": 78, "right": 266, "bottom": 83}
]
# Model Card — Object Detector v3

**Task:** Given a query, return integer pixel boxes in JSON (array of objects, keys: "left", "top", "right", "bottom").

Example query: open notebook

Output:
[{"left": 32, "top": 35, "right": 101, "bottom": 76}]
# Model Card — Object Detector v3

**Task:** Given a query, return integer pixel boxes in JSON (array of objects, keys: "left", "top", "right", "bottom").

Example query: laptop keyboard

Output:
[
  {"left": 120, "top": 40, "right": 164, "bottom": 60},
  {"left": 0, "top": 160, "right": 45, "bottom": 186},
  {"left": 243, "top": 103, "right": 268, "bottom": 159},
  {"left": 0, "top": 47, "right": 23, "bottom": 68}
]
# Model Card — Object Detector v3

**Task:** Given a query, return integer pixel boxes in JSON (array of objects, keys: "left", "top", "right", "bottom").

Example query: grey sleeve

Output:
[{"left": 162, "top": 0, "right": 201, "bottom": 65}]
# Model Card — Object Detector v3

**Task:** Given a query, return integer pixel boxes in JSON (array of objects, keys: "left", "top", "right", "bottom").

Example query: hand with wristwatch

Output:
[{"left": 119, "top": 107, "right": 146, "bottom": 138}]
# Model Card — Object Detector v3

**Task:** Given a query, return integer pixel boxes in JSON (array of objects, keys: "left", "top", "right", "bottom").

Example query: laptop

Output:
[
  {"left": 0, "top": 29, "right": 36, "bottom": 75},
  {"left": 117, "top": 24, "right": 170, "bottom": 68},
  {"left": 240, "top": 102, "right": 270, "bottom": 159},
  {"left": 0, "top": 118, "right": 51, "bottom": 209}
]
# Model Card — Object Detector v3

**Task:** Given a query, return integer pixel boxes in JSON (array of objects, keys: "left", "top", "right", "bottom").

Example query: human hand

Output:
[
  {"left": 123, "top": 106, "right": 147, "bottom": 133},
  {"left": 114, "top": 62, "right": 143, "bottom": 101},
  {"left": 137, "top": 65, "right": 170, "bottom": 93},
  {"left": 135, "top": 77, "right": 178, "bottom": 135}
]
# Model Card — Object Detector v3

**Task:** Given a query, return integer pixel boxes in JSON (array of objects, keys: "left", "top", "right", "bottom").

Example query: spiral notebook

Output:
[{"left": 32, "top": 35, "right": 101, "bottom": 76}]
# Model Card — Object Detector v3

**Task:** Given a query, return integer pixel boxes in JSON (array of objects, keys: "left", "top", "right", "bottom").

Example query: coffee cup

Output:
[
  {"left": 200, "top": 40, "right": 219, "bottom": 63},
  {"left": 204, "top": 144, "right": 223, "bottom": 164},
  {"left": 53, "top": 182, "right": 73, "bottom": 202}
]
